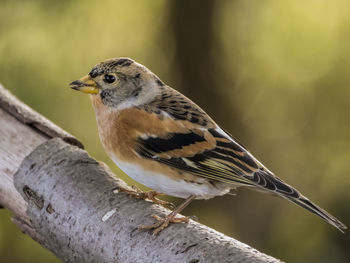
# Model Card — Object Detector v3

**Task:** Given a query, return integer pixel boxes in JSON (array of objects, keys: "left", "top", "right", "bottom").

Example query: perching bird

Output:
[{"left": 70, "top": 57, "right": 346, "bottom": 235}]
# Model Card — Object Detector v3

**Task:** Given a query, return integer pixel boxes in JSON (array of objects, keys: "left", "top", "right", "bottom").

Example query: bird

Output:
[{"left": 70, "top": 57, "right": 347, "bottom": 235}]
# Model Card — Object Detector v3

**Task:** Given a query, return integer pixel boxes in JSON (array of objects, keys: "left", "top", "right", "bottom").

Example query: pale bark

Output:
[{"left": 0, "top": 84, "right": 282, "bottom": 263}]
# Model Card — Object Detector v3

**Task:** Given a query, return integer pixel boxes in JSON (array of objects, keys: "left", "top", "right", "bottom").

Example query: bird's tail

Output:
[
  {"left": 282, "top": 194, "right": 347, "bottom": 233},
  {"left": 250, "top": 169, "right": 347, "bottom": 233}
]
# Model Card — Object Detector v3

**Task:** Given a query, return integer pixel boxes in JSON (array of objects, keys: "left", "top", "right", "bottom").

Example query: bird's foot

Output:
[
  {"left": 138, "top": 214, "right": 190, "bottom": 235},
  {"left": 119, "top": 186, "right": 174, "bottom": 209}
]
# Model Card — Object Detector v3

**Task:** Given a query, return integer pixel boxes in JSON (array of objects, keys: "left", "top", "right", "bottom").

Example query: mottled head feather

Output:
[{"left": 89, "top": 58, "right": 134, "bottom": 77}]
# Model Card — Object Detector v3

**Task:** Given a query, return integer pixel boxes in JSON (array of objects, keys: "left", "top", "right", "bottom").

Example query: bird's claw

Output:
[
  {"left": 144, "top": 191, "right": 175, "bottom": 209},
  {"left": 138, "top": 214, "right": 190, "bottom": 235},
  {"left": 119, "top": 186, "right": 175, "bottom": 209}
]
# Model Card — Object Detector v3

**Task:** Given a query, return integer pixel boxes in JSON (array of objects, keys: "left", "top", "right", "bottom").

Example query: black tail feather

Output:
[
  {"left": 250, "top": 169, "right": 347, "bottom": 232},
  {"left": 284, "top": 195, "right": 347, "bottom": 233}
]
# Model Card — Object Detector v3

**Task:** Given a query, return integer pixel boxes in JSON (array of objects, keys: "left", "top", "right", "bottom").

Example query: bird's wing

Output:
[
  {"left": 138, "top": 87, "right": 297, "bottom": 196},
  {"left": 138, "top": 87, "right": 300, "bottom": 193},
  {"left": 136, "top": 120, "right": 296, "bottom": 194}
]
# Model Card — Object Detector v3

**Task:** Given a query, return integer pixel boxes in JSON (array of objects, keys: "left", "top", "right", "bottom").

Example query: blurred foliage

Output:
[{"left": 0, "top": 0, "right": 349, "bottom": 262}]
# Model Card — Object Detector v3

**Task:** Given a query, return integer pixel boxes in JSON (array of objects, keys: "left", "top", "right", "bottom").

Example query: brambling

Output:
[{"left": 70, "top": 57, "right": 346, "bottom": 235}]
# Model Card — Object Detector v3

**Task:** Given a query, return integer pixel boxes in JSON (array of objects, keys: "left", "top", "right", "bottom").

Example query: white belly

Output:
[{"left": 111, "top": 156, "right": 230, "bottom": 199}]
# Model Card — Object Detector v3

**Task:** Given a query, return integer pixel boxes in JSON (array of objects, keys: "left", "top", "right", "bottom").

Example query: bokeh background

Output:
[{"left": 1, "top": 0, "right": 349, "bottom": 262}]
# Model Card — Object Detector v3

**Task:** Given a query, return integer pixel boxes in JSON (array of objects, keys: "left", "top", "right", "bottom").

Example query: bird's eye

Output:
[{"left": 104, "top": 74, "right": 116, "bottom": 84}]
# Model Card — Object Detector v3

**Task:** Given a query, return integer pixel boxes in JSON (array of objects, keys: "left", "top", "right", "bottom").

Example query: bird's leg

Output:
[
  {"left": 118, "top": 185, "right": 174, "bottom": 209},
  {"left": 138, "top": 195, "right": 195, "bottom": 235}
]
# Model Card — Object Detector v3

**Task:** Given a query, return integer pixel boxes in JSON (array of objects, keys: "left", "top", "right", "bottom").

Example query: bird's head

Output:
[{"left": 70, "top": 57, "right": 164, "bottom": 109}]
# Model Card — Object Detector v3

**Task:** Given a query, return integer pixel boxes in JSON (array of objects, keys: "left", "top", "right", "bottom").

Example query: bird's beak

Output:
[{"left": 69, "top": 75, "right": 99, "bottom": 94}]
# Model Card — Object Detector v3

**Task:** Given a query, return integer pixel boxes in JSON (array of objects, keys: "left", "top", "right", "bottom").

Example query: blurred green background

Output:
[{"left": 0, "top": 0, "right": 349, "bottom": 262}]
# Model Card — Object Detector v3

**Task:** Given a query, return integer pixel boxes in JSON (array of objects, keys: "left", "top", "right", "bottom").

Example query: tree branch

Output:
[{"left": 0, "top": 84, "right": 281, "bottom": 263}]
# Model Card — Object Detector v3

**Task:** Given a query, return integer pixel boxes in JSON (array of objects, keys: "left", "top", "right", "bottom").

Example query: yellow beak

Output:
[{"left": 69, "top": 75, "right": 99, "bottom": 94}]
